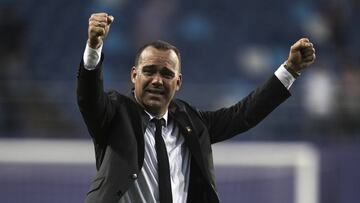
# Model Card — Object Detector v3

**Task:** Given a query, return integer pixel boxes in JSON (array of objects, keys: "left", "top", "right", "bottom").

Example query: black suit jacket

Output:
[{"left": 77, "top": 55, "right": 291, "bottom": 203}]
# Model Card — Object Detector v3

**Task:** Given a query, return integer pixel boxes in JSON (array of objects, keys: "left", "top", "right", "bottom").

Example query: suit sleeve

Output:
[
  {"left": 77, "top": 54, "right": 117, "bottom": 145},
  {"left": 199, "top": 75, "right": 291, "bottom": 144}
]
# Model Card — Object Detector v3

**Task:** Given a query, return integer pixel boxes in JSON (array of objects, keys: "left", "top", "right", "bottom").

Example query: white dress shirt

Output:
[{"left": 118, "top": 111, "right": 190, "bottom": 203}]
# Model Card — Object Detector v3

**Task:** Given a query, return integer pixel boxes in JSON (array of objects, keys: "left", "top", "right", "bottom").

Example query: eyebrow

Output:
[
  {"left": 142, "top": 65, "right": 176, "bottom": 74},
  {"left": 142, "top": 65, "right": 157, "bottom": 71}
]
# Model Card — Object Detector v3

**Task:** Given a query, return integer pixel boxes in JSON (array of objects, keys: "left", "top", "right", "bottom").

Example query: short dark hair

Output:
[{"left": 134, "top": 40, "right": 181, "bottom": 72}]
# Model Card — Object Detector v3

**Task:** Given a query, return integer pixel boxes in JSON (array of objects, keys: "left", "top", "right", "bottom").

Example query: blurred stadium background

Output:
[{"left": 0, "top": 0, "right": 359, "bottom": 202}]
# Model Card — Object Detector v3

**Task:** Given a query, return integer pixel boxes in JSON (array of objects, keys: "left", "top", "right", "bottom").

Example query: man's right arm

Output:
[{"left": 77, "top": 13, "right": 115, "bottom": 144}]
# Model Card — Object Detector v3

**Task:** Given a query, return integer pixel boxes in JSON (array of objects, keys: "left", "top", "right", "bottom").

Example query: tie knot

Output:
[{"left": 152, "top": 118, "right": 165, "bottom": 129}]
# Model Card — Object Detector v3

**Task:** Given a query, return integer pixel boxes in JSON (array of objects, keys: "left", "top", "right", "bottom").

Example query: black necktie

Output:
[{"left": 153, "top": 118, "right": 173, "bottom": 203}]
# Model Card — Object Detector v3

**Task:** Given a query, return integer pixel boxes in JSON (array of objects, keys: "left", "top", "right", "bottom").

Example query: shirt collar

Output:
[{"left": 144, "top": 110, "right": 169, "bottom": 127}]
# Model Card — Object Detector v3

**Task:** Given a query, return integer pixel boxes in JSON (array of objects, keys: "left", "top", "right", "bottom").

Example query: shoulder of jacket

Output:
[
  {"left": 172, "top": 98, "right": 204, "bottom": 120},
  {"left": 105, "top": 90, "right": 130, "bottom": 102},
  {"left": 106, "top": 90, "right": 119, "bottom": 98},
  {"left": 106, "top": 90, "right": 143, "bottom": 111}
]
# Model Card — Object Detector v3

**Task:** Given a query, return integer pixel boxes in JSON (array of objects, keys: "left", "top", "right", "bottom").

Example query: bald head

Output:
[{"left": 134, "top": 40, "right": 182, "bottom": 73}]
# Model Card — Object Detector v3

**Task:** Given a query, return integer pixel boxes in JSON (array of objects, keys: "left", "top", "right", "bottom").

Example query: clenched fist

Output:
[
  {"left": 286, "top": 38, "right": 316, "bottom": 74},
  {"left": 88, "top": 13, "right": 114, "bottom": 49}
]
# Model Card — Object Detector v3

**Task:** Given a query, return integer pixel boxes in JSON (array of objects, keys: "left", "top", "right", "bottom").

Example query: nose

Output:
[{"left": 151, "top": 73, "right": 163, "bottom": 86}]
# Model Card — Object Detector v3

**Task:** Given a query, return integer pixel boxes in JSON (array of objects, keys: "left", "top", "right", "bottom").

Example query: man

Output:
[{"left": 77, "top": 13, "right": 316, "bottom": 203}]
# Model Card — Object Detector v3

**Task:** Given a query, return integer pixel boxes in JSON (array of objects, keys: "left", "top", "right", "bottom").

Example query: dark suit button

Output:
[{"left": 130, "top": 173, "right": 138, "bottom": 179}]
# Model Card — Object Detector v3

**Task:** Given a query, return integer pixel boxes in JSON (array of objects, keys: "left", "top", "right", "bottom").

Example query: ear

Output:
[
  {"left": 176, "top": 74, "right": 182, "bottom": 91},
  {"left": 131, "top": 66, "right": 137, "bottom": 84}
]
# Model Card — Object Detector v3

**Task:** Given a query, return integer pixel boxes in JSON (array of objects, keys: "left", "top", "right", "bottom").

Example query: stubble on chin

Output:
[
  {"left": 144, "top": 96, "right": 172, "bottom": 117},
  {"left": 143, "top": 99, "right": 162, "bottom": 114}
]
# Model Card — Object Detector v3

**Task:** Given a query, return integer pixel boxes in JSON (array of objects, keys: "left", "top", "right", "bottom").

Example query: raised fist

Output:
[
  {"left": 88, "top": 13, "right": 114, "bottom": 49},
  {"left": 286, "top": 38, "right": 316, "bottom": 73}
]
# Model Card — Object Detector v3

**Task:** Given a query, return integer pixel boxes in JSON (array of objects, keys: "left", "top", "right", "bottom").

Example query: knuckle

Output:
[
  {"left": 90, "top": 14, "right": 98, "bottom": 19},
  {"left": 99, "top": 28, "right": 105, "bottom": 34}
]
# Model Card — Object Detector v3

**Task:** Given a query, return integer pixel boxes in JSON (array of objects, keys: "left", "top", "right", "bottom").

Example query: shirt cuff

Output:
[
  {"left": 274, "top": 64, "right": 296, "bottom": 90},
  {"left": 83, "top": 42, "right": 103, "bottom": 70}
]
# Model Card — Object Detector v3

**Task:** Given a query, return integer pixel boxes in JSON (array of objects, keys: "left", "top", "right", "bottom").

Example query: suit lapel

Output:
[
  {"left": 169, "top": 102, "right": 208, "bottom": 180},
  {"left": 128, "top": 92, "right": 150, "bottom": 169}
]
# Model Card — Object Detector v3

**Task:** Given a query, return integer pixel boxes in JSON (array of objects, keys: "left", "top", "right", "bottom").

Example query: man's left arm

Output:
[{"left": 200, "top": 38, "right": 316, "bottom": 144}]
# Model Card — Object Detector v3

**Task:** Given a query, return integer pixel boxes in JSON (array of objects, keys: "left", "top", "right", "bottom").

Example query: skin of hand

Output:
[
  {"left": 286, "top": 38, "right": 316, "bottom": 73},
  {"left": 88, "top": 13, "right": 114, "bottom": 49}
]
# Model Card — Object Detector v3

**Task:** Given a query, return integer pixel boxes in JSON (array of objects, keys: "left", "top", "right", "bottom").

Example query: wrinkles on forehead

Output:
[{"left": 138, "top": 47, "right": 180, "bottom": 73}]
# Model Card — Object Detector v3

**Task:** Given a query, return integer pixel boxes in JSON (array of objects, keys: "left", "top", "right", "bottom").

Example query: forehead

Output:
[{"left": 139, "top": 46, "right": 179, "bottom": 71}]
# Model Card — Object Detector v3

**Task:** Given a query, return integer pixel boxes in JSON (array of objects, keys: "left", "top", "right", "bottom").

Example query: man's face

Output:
[{"left": 131, "top": 46, "right": 182, "bottom": 117}]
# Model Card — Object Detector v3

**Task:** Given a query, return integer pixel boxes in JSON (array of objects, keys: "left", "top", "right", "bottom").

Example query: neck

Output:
[{"left": 133, "top": 93, "right": 167, "bottom": 118}]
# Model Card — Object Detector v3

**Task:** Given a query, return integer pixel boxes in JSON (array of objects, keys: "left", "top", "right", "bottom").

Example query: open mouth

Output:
[{"left": 146, "top": 88, "right": 165, "bottom": 95}]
